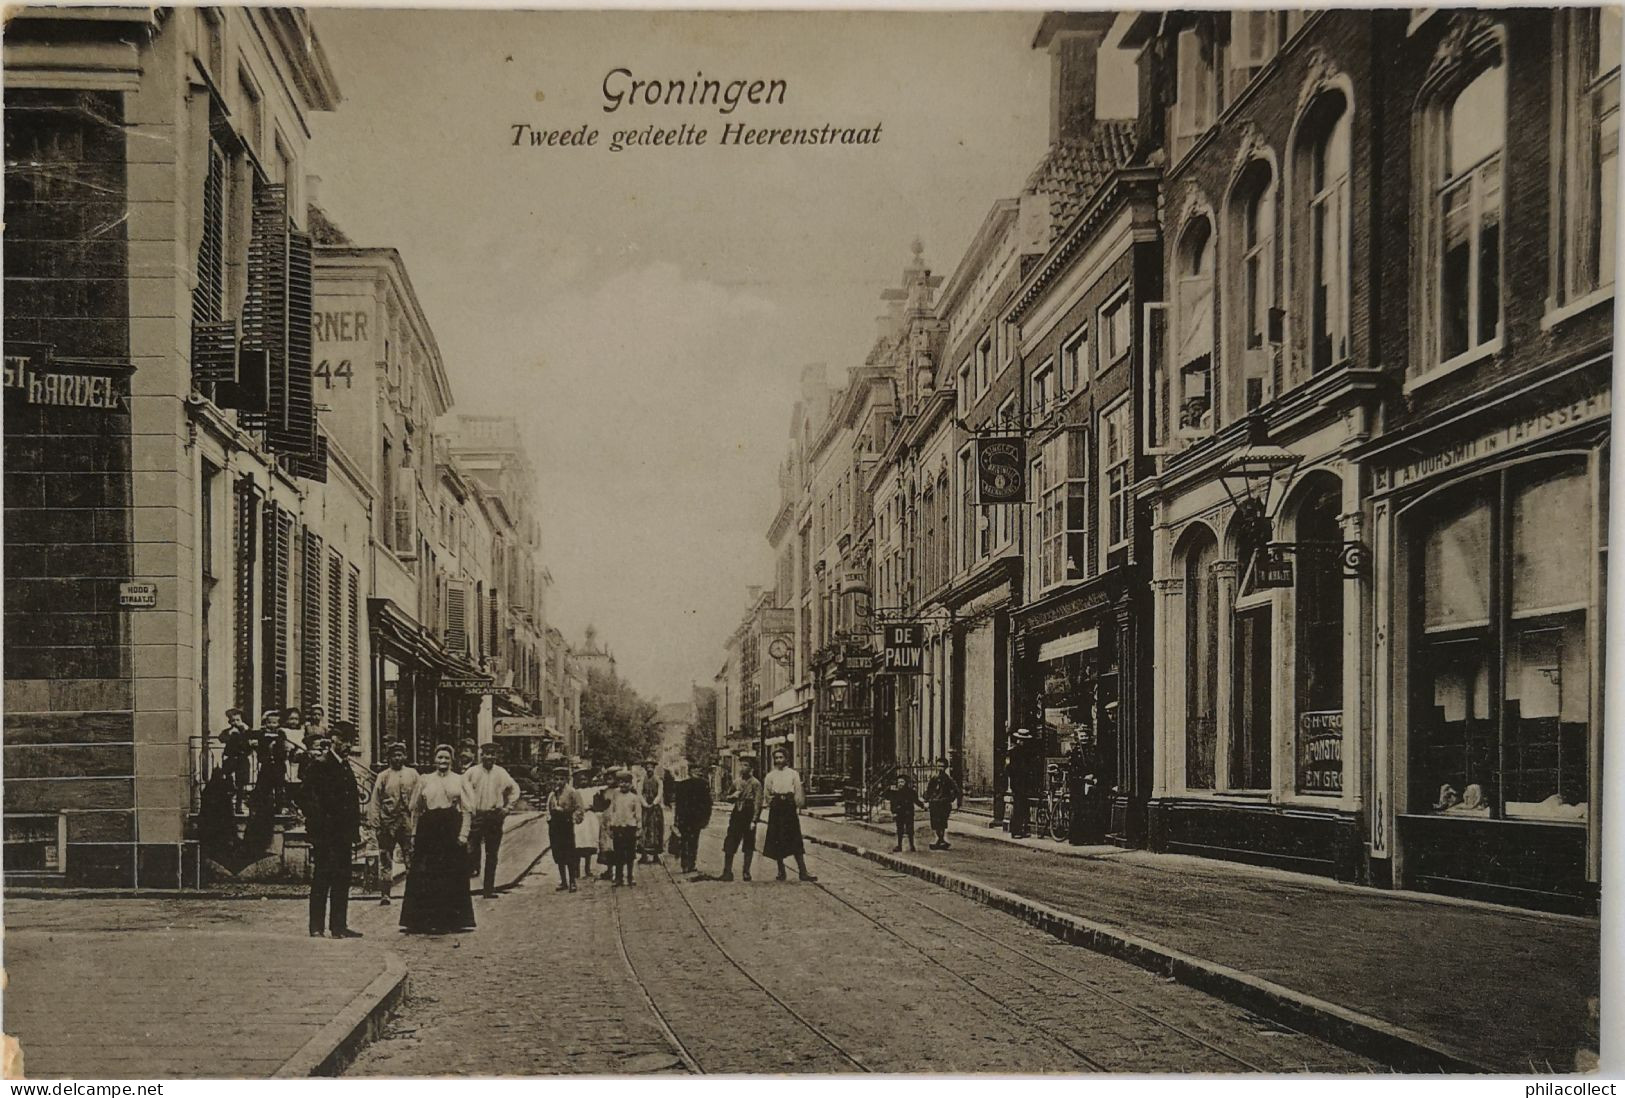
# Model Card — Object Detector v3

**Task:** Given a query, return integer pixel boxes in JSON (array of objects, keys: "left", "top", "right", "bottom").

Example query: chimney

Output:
[{"left": 1034, "top": 11, "right": 1118, "bottom": 145}]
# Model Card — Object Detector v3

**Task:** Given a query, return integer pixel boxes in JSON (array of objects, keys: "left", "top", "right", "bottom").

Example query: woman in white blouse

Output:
[
  {"left": 399, "top": 744, "right": 477, "bottom": 934},
  {"left": 758, "top": 748, "right": 817, "bottom": 882}
]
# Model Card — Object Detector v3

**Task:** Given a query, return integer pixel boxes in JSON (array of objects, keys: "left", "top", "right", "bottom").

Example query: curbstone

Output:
[
  {"left": 804, "top": 831, "right": 1488, "bottom": 1074},
  {"left": 275, "top": 950, "right": 409, "bottom": 1078}
]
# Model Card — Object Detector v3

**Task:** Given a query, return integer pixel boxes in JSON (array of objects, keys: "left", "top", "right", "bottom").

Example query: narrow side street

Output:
[{"left": 345, "top": 823, "right": 1378, "bottom": 1075}]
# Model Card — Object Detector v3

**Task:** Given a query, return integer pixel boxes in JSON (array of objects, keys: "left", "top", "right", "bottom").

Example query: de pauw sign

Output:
[
  {"left": 882, "top": 623, "right": 924, "bottom": 674},
  {"left": 975, "top": 438, "right": 1025, "bottom": 504}
]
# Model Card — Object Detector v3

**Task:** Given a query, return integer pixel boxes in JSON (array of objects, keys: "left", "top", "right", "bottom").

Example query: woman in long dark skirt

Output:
[
  {"left": 400, "top": 745, "right": 477, "bottom": 934},
  {"left": 759, "top": 748, "right": 817, "bottom": 882}
]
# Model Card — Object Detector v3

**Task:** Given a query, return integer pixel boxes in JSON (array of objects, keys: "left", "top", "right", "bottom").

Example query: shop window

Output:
[
  {"left": 1293, "top": 90, "right": 1352, "bottom": 376},
  {"left": 1230, "top": 159, "right": 1278, "bottom": 413},
  {"left": 959, "top": 447, "right": 976, "bottom": 570},
  {"left": 1293, "top": 481, "right": 1345, "bottom": 795},
  {"left": 1417, "top": 45, "right": 1505, "bottom": 374},
  {"left": 1184, "top": 529, "right": 1219, "bottom": 789},
  {"left": 1231, "top": 604, "right": 1273, "bottom": 791},
  {"left": 1408, "top": 461, "right": 1593, "bottom": 821},
  {"left": 1174, "top": 215, "right": 1215, "bottom": 436},
  {"left": 1555, "top": 8, "right": 1620, "bottom": 307}
]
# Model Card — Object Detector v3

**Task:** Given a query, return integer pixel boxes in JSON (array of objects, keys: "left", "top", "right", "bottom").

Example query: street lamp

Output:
[{"left": 1217, "top": 414, "right": 1302, "bottom": 543}]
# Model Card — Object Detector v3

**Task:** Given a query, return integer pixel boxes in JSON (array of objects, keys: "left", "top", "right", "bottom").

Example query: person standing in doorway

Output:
[
  {"left": 636, "top": 760, "right": 665, "bottom": 865},
  {"left": 400, "top": 745, "right": 476, "bottom": 934},
  {"left": 721, "top": 758, "right": 760, "bottom": 881},
  {"left": 759, "top": 748, "right": 816, "bottom": 882},
  {"left": 371, "top": 741, "right": 419, "bottom": 906},
  {"left": 925, "top": 757, "right": 962, "bottom": 850},
  {"left": 606, "top": 770, "right": 643, "bottom": 886},
  {"left": 879, "top": 772, "right": 926, "bottom": 853},
  {"left": 298, "top": 729, "right": 362, "bottom": 939},
  {"left": 671, "top": 760, "right": 713, "bottom": 873},
  {"left": 464, "top": 741, "right": 521, "bottom": 899},
  {"left": 545, "top": 768, "right": 584, "bottom": 891}
]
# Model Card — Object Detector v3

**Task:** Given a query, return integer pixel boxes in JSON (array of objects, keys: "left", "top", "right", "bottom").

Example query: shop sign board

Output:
[
  {"left": 975, "top": 438, "right": 1026, "bottom": 504},
  {"left": 1371, "top": 381, "right": 1610, "bottom": 492},
  {"left": 1246, "top": 544, "right": 1294, "bottom": 592},
  {"left": 823, "top": 713, "right": 871, "bottom": 736},
  {"left": 881, "top": 623, "right": 924, "bottom": 674},
  {"left": 1297, "top": 710, "right": 1343, "bottom": 794},
  {"left": 837, "top": 568, "right": 870, "bottom": 595}
]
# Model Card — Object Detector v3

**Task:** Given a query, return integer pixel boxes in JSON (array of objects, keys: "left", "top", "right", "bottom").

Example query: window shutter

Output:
[
  {"left": 283, "top": 433, "right": 329, "bottom": 483},
  {"left": 445, "top": 582, "right": 468, "bottom": 654},
  {"left": 261, "top": 501, "right": 292, "bottom": 711},
  {"left": 270, "top": 229, "right": 316, "bottom": 455},
  {"left": 1143, "top": 302, "right": 1175, "bottom": 455},
  {"left": 488, "top": 589, "right": 501, "bottom": 668},
  {"left": 190, "top": 142, "right": 237, "bottom": 385},
  {"left": 328, "top": 548, "right": 344, "bottom": 722},
  {"left": 225, "top": 181, "right": 288, "bottom": 421},
  {"left": 234, "top": 478, "right": 259, "bottom": 716},
  {"left": 346, "top": 565, "right": 361, "bottom": 724},
  {"left": 301, "top": 528, "right": 323, "bottom": 710}
]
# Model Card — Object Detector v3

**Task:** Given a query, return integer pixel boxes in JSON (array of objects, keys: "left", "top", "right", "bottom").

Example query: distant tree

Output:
[
  {"left": 685, "top": 688, "right": 718, "bottom": 775},
  {"left": 580, "top": 667, "right": 661, "bottom": 769}
]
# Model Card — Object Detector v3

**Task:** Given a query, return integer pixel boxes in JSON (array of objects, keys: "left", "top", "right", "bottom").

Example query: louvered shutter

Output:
[
  {"left": 234, "top": 478, "right": 259, "bottom": 715},
  {"left": 328, "top": 548, "right": 344, "bottom": 721},
  {"left": 488, "top": 589, "right": 501, "bottom": 666},
  {"left": 225, "top": 181, "right": 288, "bottom": 420},
  {"left": 284, "top": 434, "right": 329, "bottom": 483},
  {"left": 271, "top": 230, "right": 316, "bottom": 455},
  {"left": 393, "top": 466, "right": 418, "bottom": 556},
  {"left": 347, "top": 565, "right": 362, "bottom": 723},
  {"left": 445, "top": 583, "right": 468, "bottom": 654},
  {"left": 190, "top": 141, "right": 238, "bottom": 386},
  {"left": 261, "top": 502, "right": 292, "bottom": 711},
  {"left": 301, "top": 528, "right": 323, "bottom": 711}
]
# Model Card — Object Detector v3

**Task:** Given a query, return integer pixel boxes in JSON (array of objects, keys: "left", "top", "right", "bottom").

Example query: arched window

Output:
[
  {"left": 1293, "top": 91, "right": 1352, "bottom": 377},
  {"left": 1292, "top": 477, "right": 1345, "bottom": 795},
  {"left": 1175, "top": 216, "right": 1215, "bottom": 436},
  {"left": 1229, "top": 160, "right": 1277, "bottom": 416},
  {"left": 1183, "top": 528, "right": 1219, "bottom": 790}
]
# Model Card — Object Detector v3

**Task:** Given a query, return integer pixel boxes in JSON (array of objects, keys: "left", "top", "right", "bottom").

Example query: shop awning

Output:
[
  {"left": 369, "top": 598, "right": 490, "bottom": 685},
  {"left": 1038, "top": 628, "right": 1099, "bottom": 663}
]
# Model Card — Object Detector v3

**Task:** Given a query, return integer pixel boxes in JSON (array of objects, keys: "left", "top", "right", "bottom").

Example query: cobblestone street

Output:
[{"left": 346, "top": 822, "right": 1380, "bottom": 1075}]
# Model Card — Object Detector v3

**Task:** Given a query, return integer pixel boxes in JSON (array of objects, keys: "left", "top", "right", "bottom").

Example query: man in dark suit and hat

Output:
[
  {"left": 299, "top": 728, "right": 362, "bottom": 938},
  {"left": 1007, "top": 727, "right": 1038, "bottom": 839}
]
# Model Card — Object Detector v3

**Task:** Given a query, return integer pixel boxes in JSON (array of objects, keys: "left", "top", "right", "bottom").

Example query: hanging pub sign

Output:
[
  {"left": 4, "top": 343, "right": 132, "bottom": 412},
  {"left": 975, "top": 437, "right": 1025, "bottom": 504},
  {"left": 1296, "top": 710, "right": 1343, "bottom": 794},
  {"left": 881, "top": 622, "right": 924, "bottom": 674}
]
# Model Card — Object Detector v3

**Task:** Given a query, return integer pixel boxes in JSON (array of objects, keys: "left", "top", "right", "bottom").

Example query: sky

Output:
[{"left": 306, "top": 9, "right": 1135, "bottom": 704}]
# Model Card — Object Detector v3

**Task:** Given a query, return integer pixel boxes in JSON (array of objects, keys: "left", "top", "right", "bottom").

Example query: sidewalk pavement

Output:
[
  {"left": 2, "top": 811, "right": 551, "bottom": 1079},
  {"left": 801, "top": 810, "right": 1600, "bottom": 1074}
]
